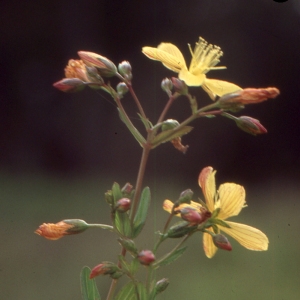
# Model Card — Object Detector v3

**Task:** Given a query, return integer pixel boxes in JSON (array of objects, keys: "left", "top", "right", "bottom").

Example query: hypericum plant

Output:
[{"left": 35, "top": 37, "right": 279, "bottom": 300}]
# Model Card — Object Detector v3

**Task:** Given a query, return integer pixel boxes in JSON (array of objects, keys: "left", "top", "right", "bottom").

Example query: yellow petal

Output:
[
  {"left": 217, "top": 183, "right": 246, "bottom": 219},
  {"left": 163, "top": 199, "right": 175, "bottom": 214},
  {"left": 203, "top": 228, "right": 218, "bottom": 258},
  {"left": 163, "top": 200, "right": 203, "bottom": 215},
  {"left": 142, "top": 44, "right": 186, "bottom": 72},
  {"left": 203, "top": 78, "right": 242, "bottom": 98},
  {"left": 198, "top": 167, "right": 216, "bottom": 212},
  {"left": 178, "top": 68, "right": 205, "bottom": 86},
  {"left": 220, "top": 221, "right": 269, "bottom": 251}
]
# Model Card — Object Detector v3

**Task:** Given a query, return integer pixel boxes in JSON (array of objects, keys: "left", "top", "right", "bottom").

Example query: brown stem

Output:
[{"left": 157, "top": 92, "right": 180, "bottom": 124}]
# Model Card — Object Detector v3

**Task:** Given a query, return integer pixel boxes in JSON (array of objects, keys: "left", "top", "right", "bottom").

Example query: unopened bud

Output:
[
  {"left": 212, "top": 234, "right": 232, "bottom": 251},
  {"left": 53, "top": 78, "right": 85, "bottom": 93},
  {"left": 171, "top": 77, "right": 188, "bottom": 95},
  {"left": 115, "top": 198, "right": 131, "bottom": 212},
  {"left": 161, "top": 119, "right": 180, "bottom": 131},
  {"left": 34, "top": 219, "right": 88, "bottom": 240},
  {"left": 89, "top": 262, "right": 119, "bottom": 279},
  {"left": 121, "top": 182, "right": 133, "bottom": 196},
  {"left": 161, "top": 78, "right": 173, "bottom": 96},
  {"left": 117, "top": 238, "right": 138, "bottom": 256},
  {"left": 116, "top": 82, "right": 129, "bottom": 97},
  {"left": 166, "top": 221, "right": 197, "bottom": 238},
  {"left": 138, "top": 250, "right": 155, "bottom": 265},
  {"left": 85, "top": 66, "right": 104, "bottom": 85},
  {"left": 118, "top": 61, "right": 132, "bottom": 81},
  {"left": 180, "top": 207, "right": 203, "bottom": 225},
  {"left": 177, "top": 189, "right": 193, "bottom": 204},
  {"left": 78, "top": 51, "right": 117, "bottom": 77},
  {"left": 235, "top": 116, "right": 267, "bottom": 136},
  {"left": 154, "top": 278, "right": 170, "bottom": 294},
  {"left": 105, "top": 190, "right": 114, "bottom": 205}
]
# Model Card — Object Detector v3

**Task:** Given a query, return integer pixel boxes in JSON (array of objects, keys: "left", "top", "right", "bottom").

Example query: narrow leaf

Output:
[
  {"left": 138, "top": 113, "right": 153, "bottom": 130},
  {"left": 151, "top": 126, "right": 193, "bottom": 148},
  {"left": 80, "top": 266, "right": 101, "bottom": 300},
  {"left": 118, "top": 108, "right": 146, "bottom": 147},
  {"left": 114, "top": 282, "right": 137, "bottom": 300},
  {"left": 211, "top": 218, "right": 231, "bottom": 228},
  {"left": 114, "top": 210, "right": 132, "bottom": 237},
  {"left": 153, "top": 246, "right": 187, "bottom": 269},
  {"left": 132, "top": 187, "right": 151, "bottom": 238}
]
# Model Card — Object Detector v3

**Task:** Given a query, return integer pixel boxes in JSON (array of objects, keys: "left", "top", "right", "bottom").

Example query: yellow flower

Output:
[
  {"left": 142, "top": 37, "right": 242, "bottom": 100},
  {"left": 163, "top": 166, "right": 269, "bottom": 258}
]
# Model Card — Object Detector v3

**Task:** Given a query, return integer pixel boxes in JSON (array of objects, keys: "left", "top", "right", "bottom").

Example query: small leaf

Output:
[
  {"left": 138, "top": 113, "right": 153, "bottom": 130},
  {"left": 114, "top": 282, "right": 137, "bottom": 300},
  {"left": 136, "top": 282, "right": 147, "bottom": 300},
  {"left": 211, "top": 218, "right": 231, "bottom": 228},
  {"left": 151, "top": 126, "right": 193, "bottom": 148},
  {"left": 132, "top": 187, "right": 151, "bottom": 238},
  {"left": 112, "top": 182, "right": 123, "bottom": 205},
  {"left": 153, "top": 246, "right": 187, "bottom": 269},
  {"left": 118, "top": 108, "right": 146, "bottom": 147},
  {"left": 114, "top": 210, "right": 132, "bottom": 237},
  {"left": 80, "top": 266, "right": 101, "bottom": 300},
  {"left": 129, "top": 258, "right": 140, "bottom": 276}
]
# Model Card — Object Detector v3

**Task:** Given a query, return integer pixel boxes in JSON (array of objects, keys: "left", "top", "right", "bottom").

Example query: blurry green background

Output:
[{"left": 1, "top": 0, "right": 300, "bottom": 299}]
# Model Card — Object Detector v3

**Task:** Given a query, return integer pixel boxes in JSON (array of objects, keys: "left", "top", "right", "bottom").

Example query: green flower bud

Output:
[
  {"left": 154, "top": 278, "right": 170, "bottom": 294},
  {"left": 116, "top": 82, "right": 129, "bottom": 97},
  {"left": 161, "top": 78, "right": 173, "bottom": 96}
]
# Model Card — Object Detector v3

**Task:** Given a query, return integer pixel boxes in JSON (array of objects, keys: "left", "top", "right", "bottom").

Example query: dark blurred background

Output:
[{"left": 1, "top": 0, "right": 300, "bottom": 299}]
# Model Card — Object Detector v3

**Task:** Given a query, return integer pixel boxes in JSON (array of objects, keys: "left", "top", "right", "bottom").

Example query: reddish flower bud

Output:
[
  {"left": 115, "top": 198, "right": 131, "bottom": 212},
  {"left": 212, "top": 234, "right": 232, "bottom": 251},
  {"left": 121, "top": 182, "right": 133, "bottom": 195},
  {"left": 78, "top": 51, "right": 117, "bottom": 77},
  {"left": 89, "top": 262, "right": 119, "bottom": 279},
  {"left": 171, "top": 77, "right": 188, "bottom": 95},
  {"left": 235, "top": 116, "right": 267, "bottom": 136},
  {"left": 53, "top": 78, "right": 85, "bottom": 93},
  {"left": 180, "top": 207, "right": 203, "bottom": 224},
  {"left": 34, "top": 219, "right": 89, "bottom": 240},
  {"left": 138, "top": 250, "right": 155, "bottom": 265}
]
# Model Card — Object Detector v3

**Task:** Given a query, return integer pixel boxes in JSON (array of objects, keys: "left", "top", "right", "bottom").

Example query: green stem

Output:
[{"left": 87, "top": 224, "right": 114, "bottom": 231}]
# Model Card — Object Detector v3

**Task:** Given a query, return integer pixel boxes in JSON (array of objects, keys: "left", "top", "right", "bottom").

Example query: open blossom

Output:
[
  {"left": 142, "top": 37, "right": 241, "bottom": 100},
  {"left": 163, "top": 166, "right": 269, "bottom": 258}
]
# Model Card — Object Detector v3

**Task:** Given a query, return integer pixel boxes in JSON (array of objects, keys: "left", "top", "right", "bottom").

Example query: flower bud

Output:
[
  {"left": 161, "top": 78, "right": 173, "bottom": 96},
  {"left": 121, "top": 182, "right": 133, "bottom": 196},
  {"left": 105, "top": 190, "right": 114, "bottom": 205},
  {"left": 34, "top": 219, "right": 89, "bottom": 240},
  {"left": 89, "top": 262, "right": 119, "bottom": 279},
  {"left": 85, "top": 66, "right": 104, "bottom": 85},
  {"left": 53, "top": 78, "right": 85, "bottom": 93},
  {"left": 118, "top": 61, "right": 132, "bottom": 81},
  {"left": 180, "top": 207, "right": 203, "bottom": 225},
  {"left": 116, "top": 82, "right": 129, "bottom": 97},
  {"left": 166, "top": 221, "right": 197, "bottom": 238},
  {"left": 138, "top": 250, "right": 155, "bottom": 265},
  {"left": 78, "top": 51, "right": 117, "bottom": 77},
  {"left": 177, "top": 189, "right": 193, "bottom": 204},
  {"left": 171, "top": 77, "right": 188, "bottom": 95},
  {"left": 117, "top": 238, "right": 138, "bottom": 256},
  {"left": 161, "top": 119, "right": 180, "bottom": 131},
  {"left": 115, "top": 198, "right": 131, "bottom": 212},
  {"left": 235, "top": 116, "right": 267, "bottom": 136},
  {"left": 154, "top": 278, "right": 170, "bottom": 294},
  {"left": 212, "top": 234, "right": 232, "bottom": 251}
]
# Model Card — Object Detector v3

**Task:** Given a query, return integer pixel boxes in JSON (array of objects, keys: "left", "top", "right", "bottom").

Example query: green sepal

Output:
[
  {"left": 112, "top": 182, "right": 123, "bottom": 205},
  {"left": 211, "top": 218, "right": 231, "bottom": 228},
  {"left": 118, "top": 108, "right": 146, "bottom": 147},
  {"left": 189, "top": 95, "right": 198, "bottom": 114},
  {"left": 165, "top": 221, "right": 197, "bottom": 239},
  {"left": 132, "top": 187, "right": 151, "bottom": 238},
  {"left": 151, "top": 126, "right": 193, "bottom": 148},
  {"left": 211, "top": 207, "right": 221, "bottom": 219},
  {"left": 153, "top": 246, "right": 187, "bottom": 269},
  {"left": 138, "top": 113, "right": 153, "bottom": 130},
  {"left": 80, "top": 266, "right": 101, "bottom": 300}
]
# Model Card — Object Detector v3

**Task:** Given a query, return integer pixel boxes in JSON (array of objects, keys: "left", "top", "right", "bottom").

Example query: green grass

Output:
[{"left": 1, "top": 171, "right": 299, "bottom": 300}]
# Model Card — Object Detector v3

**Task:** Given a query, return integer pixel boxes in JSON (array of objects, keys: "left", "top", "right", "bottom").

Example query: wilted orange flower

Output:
[
  {"left": 65, "top": 59, "right": 89, "bottom": 81},
  {"left": 35, "top": 219, "right": 88, "bottom": 240}
]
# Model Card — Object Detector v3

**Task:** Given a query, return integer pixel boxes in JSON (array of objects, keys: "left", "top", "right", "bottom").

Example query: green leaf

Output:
[
  {"left": 151, "top": 126, "right": 193, "bottom": 148},
  {"left": 132, "top": 187, "right": 151, "bottom": 238},
  {"left": 112, "top": 182, "right": 123, "bottom": 205},
  {"left": 153, "top": 246, "right": 187, "bottom": 269},
  {"left": 138, "top": 113, "right": 153, "bottom": 130},
  {"left": 129, "top": 258, "right": 140, "bottom": 276},
  {"left": 114, "top": 210, "right": 132, "bottom": 237},
  {"left": 136, "top": 282, "right": 148, "bottom": 300},
  {"left": 80, "top": 266, "right": 101, "bottom": 300},
  {"left": 118, "top": 108, "right": 146, "bottom": 147},
  {"left": 114, "top": 282, "right": 137, "bottom": 300}
]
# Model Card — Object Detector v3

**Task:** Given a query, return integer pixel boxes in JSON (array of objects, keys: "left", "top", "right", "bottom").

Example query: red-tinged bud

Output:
[
  {"left": 118, "top": 61, "right": 132, "bottom": 81},
  {"left": 161, "top": 78, "right": 173, "bottom": 96},
  {"left": 116, "top": 82, "right": 129, "bottom": 97},
  {"left": 235, "top": 116, "right": 267, "bottom": 136},
  {"left": 115, "top": 198, "right": 131, "bottom": 212},
  {"left": 171, "top": 77, "right": 188, "bottom": 95},
  {"left": 180, "top": 207, "right": 203, "bottom": 225},
  {"left": 53, "top": 78, "right": 85, "bottom": 93},
  {"left": 138, "top": 250, "right": 155, "bottom": 265},
  {"left": 212, "top": 234, "right": 232, "bottom": 251},
  {"left": 177, "top": 189, "right": 193, "bottom": 204},
  {"left": 34, "top": 219, "right": 89, "bottom": 240},
  {"left": 78, "top": 51, "right": 117, "bottom": 77},
  {"left": 89, "top": 262, "right": 119, "bottom": 279},
  {"left": 121, "top": 182, "right": 133, "bottom": 195},
  {"left": 219, "top": 87, "right": 280, "bottom": 106}
]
